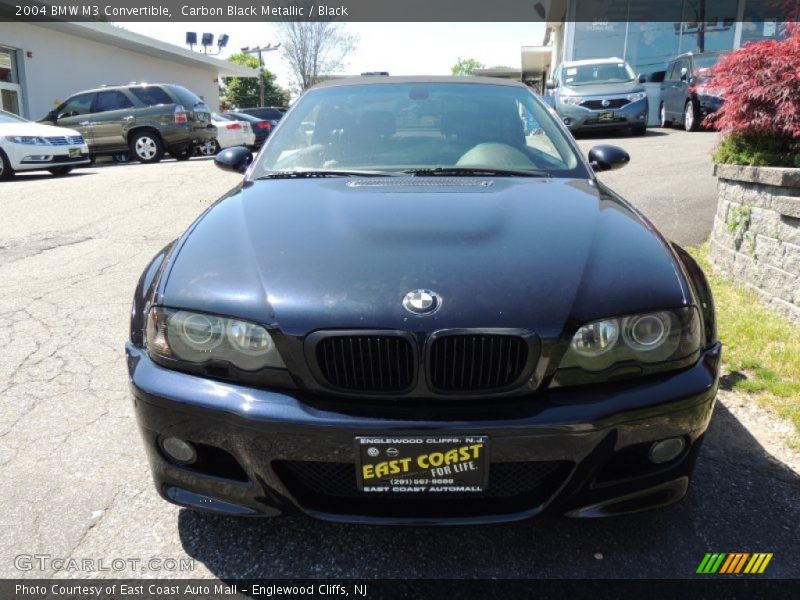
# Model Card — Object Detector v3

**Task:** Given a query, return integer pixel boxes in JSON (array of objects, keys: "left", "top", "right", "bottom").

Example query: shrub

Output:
[
  {"left": 709, "top": 23, "right": 800, "bottom": 166},
  {"left": 714, "top": 132, "right": 800, "bottom": 168}
]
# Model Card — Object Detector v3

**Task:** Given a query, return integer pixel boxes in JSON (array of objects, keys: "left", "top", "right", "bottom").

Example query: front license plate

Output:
[
  {"left": 68, "top": 148, "right": 82, "bottom": 157},
  {"left": 598, "top": 110, "right": 614, "bottom": 121},
  {"left": 355, "top": 435, "right": 489, "bottom": 493}
]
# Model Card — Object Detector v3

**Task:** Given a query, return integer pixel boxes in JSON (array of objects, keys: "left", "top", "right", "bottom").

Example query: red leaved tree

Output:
[{"left": 706, "top": 22, "right": 800, "bottom": 140}]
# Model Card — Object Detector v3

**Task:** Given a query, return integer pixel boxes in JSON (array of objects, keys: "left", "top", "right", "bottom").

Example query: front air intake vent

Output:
[{"left": 346, "top": 178, "right": 494, "bottom": 188}]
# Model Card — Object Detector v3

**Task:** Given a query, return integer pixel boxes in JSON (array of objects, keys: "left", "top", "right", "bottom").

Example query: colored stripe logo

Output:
[{"left": 696, "top": 553, "right": 773, "bottom": 574}]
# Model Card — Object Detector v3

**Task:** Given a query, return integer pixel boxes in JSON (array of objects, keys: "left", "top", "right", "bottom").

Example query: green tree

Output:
[
  {"left": 223, "top": 52, "right": 289, "bottom": 108},
  {"left": 451, "top": 57, "right": 485, "bottom": 76}
]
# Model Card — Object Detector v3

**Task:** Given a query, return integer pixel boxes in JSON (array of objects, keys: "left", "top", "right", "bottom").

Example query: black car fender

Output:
[
  {"left": 671, "top": 243, "right": 717, "bottom": 347},
  {"left": 129, "top": 240, "right": 178, "bottom": 346}
]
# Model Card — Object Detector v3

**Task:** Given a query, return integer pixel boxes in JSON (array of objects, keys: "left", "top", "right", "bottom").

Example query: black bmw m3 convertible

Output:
[{"left": 127, "top": 76, "right": 720, "bottom": 523}]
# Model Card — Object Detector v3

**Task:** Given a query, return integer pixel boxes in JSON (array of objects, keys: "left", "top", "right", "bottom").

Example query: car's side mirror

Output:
[
  {"left": 214, "top": 146, "right": 253, "bottom": 174},
  {"left": 545, "top": 80, "right": 556, "bottom": 90},
  {"left": 588, "top": 145, "right": 630, "bottom": 172},
  {"left": 638, "top": 73, "right": 647, "bottom": 83}
]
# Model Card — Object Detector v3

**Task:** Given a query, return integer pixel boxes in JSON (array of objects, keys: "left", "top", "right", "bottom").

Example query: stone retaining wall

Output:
[{"left": 709, "top": 164, "right": 800, "bottom": 324}]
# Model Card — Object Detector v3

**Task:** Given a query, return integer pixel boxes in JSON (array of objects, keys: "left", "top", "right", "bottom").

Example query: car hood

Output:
[
  {"left": 560, "top": 81, "right": 643, "bottom": 97},
  {"left": 0, "top": 122, "right": 82, "bottom": 137},
  {"left": 162, "top": 177, "right": 689, "bottom": 337}
]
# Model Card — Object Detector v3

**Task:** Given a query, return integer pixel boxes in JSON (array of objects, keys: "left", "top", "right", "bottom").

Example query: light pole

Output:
[{"left": 242, "top": 43, "right": 281, "bottom": 107}]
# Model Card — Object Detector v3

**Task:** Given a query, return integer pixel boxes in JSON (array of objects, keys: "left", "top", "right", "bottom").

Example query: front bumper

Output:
[
  {"left": 9, "top": 144, "right": 90, "bottom": 170},
  {"left": 127, "top": 342, "right": 720, "bottom": 524},
  {"left": 558, "top": 98, "right": 648, "bottom": 132}
]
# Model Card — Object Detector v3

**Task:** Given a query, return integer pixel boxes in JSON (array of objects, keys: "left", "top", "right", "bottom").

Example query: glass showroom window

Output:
[{"left": 0, "top": 47, "right": 22, "bottom": 115}]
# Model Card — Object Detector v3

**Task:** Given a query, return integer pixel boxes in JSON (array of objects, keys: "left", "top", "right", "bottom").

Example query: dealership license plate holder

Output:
[
  {"left": 598, "top": 110, "right": 615, "bottom": 121},
  {"left": 68, "top": 148, "right": 81, "bottom": 157},
  {"left": 355, "top": 435, "right": 489, "bottom": 494}
]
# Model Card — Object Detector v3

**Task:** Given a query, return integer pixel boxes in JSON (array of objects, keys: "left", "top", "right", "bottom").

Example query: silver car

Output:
[{"left": 545, "top": 58, "right": 648, "bottom": 136}]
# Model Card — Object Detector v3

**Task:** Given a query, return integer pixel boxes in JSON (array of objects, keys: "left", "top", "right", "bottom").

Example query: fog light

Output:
[
  {"left": 648, "top": 437, "right": 685, "bottom": 464},
  {"left": 161, "top": 436, "right": 197, "bottom": 464}
]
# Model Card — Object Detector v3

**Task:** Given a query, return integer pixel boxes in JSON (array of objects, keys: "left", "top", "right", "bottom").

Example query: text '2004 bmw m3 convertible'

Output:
[{"left": 127, "top": 77, "right": 720, "bottom": 524}]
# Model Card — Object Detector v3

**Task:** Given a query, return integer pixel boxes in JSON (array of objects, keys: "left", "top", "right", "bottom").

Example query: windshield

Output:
[
  {"left": 0, "top": 109, "right": 27, "bottom": 124},
  {"left": 694, "top": 55, "right": 721, "bottom": 76},
  {"left": 562, "top": 62, "right": 635, "bottom": 86},
  {"left": 254, "top": 82, "right": 582, "bottom": 177}
]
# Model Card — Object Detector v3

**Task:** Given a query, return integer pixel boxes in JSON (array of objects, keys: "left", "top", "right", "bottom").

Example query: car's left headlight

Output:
[
  {"left": 145, "top": 307, "right": 285, "bottom": 371},
  {"left": 4, "top": 135, "right": 50, "bottom": 145},
  {"left": 626, "top": 91, "right": 647, "bottom": 102},
  {"left": 552, "top": 307, "right": 702, "bottom": 385}
]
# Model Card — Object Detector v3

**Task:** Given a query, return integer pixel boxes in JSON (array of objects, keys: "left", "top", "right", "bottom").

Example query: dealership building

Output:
[
  {"left": 0, "top": 21, "right": 257, "bottom": 119},
  {"left": 543, "top": 0, "right": 798, "bottom": 78},
  {"left": 475, "top": 0, "right": 799, "bottom": 124}
]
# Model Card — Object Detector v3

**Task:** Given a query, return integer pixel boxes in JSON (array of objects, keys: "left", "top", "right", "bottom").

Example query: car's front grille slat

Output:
[
  {"left": 429, "top": 333, "right": 529, "bottom": 393},
  {"left": 580, "top": 98, "right": 631, "bottom": 110},
  {"left": 312, "top": 331, "right": 532, "bottom": 395},
  {"left": 45, "top": 135, "right": 85, "bottom": 146},
  {"left": 315, "top": 334, "right": 415, "bottom": 393}
]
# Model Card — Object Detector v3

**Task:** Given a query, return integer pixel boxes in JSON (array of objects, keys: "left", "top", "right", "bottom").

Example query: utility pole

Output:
[{"left": 242, "top": 43, "right": 281, "bottom": 107}]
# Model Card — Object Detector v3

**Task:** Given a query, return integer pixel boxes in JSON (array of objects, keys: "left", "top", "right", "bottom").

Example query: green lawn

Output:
[{"left": 689, "top": 244, "right": 800, "bottom": 446}]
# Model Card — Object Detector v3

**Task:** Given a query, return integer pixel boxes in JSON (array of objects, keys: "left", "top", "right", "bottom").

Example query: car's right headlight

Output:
[
  {"left": 4, "top": 135, "right": 50, "bottom": 145},
  {"left": 552, "top": 307, "right": 702, "bottom": 385},
  {"left": 559, "top": 96, "right": 583, "bottom": 106},
  {"left": 145, "top": 307, "right": 285, "bottom": 371}
]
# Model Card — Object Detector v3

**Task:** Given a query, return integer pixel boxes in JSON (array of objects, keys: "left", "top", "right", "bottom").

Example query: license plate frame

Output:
[
  {"left": 597, "top": 110, "right": 615, "bottom": 121},
  {"left": 68, "top": 148, "right": 82, "bottom": 158},
  {"left": 355, "top": 435, "right": 489, "bottom": 494}
]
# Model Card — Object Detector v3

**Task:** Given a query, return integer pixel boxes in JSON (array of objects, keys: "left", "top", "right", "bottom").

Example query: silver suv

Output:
[{"left": 545, "top": 58, "right": 648, "bottom": 136}]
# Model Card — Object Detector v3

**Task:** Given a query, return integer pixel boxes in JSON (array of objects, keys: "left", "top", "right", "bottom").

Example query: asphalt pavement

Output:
[
  {"left": 0, "top": 130, "right": 797, "bottom": 581},
  {"left": 576, "top": 128, "right": 720, "bottom": 247}
]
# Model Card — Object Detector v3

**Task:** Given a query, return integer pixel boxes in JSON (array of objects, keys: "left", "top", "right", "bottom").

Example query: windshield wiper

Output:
[
  {"left": 255, "top": 169, "right": 397, "bottom": 180},
  {"left": 402, "top": 166, "right": 549, "bottom": 178}
]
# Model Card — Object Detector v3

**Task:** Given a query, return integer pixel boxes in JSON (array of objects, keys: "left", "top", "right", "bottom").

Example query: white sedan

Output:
[
  {"left": 196, "top": 113, "right": 256, "bottom": 156},
  {"left": 0, "top": 109, "right": 89, "bottom": 179}
]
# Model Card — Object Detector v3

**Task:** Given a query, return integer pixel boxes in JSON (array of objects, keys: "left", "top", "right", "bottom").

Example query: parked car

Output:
[
  {"left": 545, "top": 58, "right": 649, "bottom": 135},
  {"left": 39, "top": 83, "right": 215, "bottom": 163},
  {"left": 223, "top": 111, "right": 272, "bottom": 148},
  {"left": 659, "top": 52, "right": 725, "bottom": 132},
  {"left": 128, "top": 76, "right": 719, "bottom": 523},
  {"left": 237, "top": 106, "right": 286, "bottom": 129},
  {"left": 0, "top": 108, "right": 89, "bottom": 179},
  {"left": 196, "top": 113, "right": 255, "bottom": 156}
]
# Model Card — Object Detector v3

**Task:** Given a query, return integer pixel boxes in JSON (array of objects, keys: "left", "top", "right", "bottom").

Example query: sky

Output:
[{"left": 122, "top": 22, "right": 546, "bottom": 91}]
